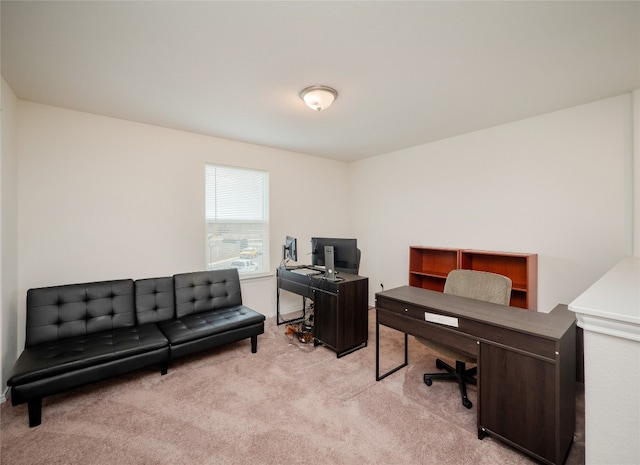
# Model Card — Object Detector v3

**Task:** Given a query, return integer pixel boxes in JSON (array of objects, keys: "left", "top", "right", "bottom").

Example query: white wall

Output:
[
  {"left": 350, "top": 94, "right": 635, "bottom": 312},
  {"left": 1, "top": 78, "right": 19, "bottom": 401},
  {"left": 16, "top": 102, "right": 352, "bottom": 352},
  {"left": 7, "top": 92, "right": 637, "bottom": 391}
]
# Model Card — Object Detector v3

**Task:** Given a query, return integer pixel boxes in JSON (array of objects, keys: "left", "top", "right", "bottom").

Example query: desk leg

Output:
[{"left": 376, "top": 319, "right": 408, "bottom": 381}]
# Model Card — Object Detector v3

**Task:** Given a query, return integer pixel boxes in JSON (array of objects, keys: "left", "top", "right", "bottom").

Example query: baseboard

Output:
[{"left": 1, "top": 386, "right": 8, "bottom": 404}]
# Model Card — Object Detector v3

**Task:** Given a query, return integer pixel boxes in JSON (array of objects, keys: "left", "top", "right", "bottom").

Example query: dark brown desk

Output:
[
  {"left": 277, "top": 267, "right": 369, "bottom": 357},
  {"left": 375, "top": 286, "right": 576, "bottom": 465}
]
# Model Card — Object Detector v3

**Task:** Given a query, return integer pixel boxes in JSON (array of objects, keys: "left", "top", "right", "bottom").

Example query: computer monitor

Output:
[
  {"left": 310, "top": 237, "right": 358, "bottom": 274},
  {"left": 283, "top": 235, "right": 297, "bottom": 262}
]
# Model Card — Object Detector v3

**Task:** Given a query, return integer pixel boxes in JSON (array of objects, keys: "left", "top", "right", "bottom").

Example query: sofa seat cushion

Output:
[
  {"left": 8, "top": 323, "right": 168, "bottom": 386},
  {"left": 158, "top": 305, "right": 265, "bottom": 346}
]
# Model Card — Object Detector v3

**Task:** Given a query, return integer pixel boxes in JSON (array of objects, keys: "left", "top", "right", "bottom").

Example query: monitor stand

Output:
[{"left": 324, "top": 245, "right": 337, "bottom": 281}]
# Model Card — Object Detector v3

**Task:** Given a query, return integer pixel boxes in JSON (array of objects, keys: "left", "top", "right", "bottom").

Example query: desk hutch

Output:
[{"left": 408, "top": 247, "right": 538, "bottom": 310}]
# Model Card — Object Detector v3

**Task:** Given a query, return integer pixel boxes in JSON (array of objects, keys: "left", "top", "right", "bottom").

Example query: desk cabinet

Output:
[
  {"left": 477, "top": 306, "right": 576, "bottom": 465},
  {"left": 277, "top": 269, "right": 369, "bottom": 357}
]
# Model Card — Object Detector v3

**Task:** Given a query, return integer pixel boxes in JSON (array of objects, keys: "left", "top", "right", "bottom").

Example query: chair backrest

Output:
[{"left": 443, "top": 269, "right": 512, "bottom": 305}]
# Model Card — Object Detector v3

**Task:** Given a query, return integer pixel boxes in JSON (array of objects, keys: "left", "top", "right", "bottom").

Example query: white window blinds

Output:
[{"left": 205, "top": 164, "right": 269, "bottom": 277}]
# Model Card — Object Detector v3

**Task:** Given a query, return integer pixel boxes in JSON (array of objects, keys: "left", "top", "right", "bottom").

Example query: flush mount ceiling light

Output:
[{"left": 300, "top": 85, "right": 338, "bottom": 111}]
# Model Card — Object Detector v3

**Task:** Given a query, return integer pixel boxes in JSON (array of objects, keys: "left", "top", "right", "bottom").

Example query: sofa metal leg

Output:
[
  {"left": 251, "top": 335, "right": 258, "bottom": 353},
  {"left": 28, "top": 399, "right": 42, "bottom": 427},
  {"left": 161, "top": 361, "right": 168, "bottom": 375}
]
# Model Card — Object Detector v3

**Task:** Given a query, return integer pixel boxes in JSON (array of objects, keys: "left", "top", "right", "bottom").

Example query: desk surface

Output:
[
  {"left": 282, "top": 266, "right": 364, "bottom": 284},
  {"left": 377, "top": 286, "right": 575, "bottom": 340}
]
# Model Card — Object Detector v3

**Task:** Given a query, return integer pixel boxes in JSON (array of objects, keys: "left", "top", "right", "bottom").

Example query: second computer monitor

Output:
[
  {"left": 311, "top": 237, "right": 358, "bottom": 274},
  {"left": 283, "top": 235, "right": 297, "bottom": 262}
]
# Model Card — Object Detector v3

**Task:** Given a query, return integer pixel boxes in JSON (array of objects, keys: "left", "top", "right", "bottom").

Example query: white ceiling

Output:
[{"left": 2, "top": 1, "right": 639, "bottom": 162}]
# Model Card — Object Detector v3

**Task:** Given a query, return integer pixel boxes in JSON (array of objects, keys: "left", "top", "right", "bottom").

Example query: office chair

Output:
[{"left": 418, "top": 269, "right": 512, "bottom": 409}]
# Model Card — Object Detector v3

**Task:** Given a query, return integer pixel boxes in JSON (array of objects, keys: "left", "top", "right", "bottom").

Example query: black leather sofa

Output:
[{"left": 7, "top": 269, "right": 265, "bottom": 427}]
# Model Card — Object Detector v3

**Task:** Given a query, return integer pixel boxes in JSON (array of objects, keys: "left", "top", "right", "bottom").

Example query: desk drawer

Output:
[
  {"left": 377, "top": 309, "right": 478, "bottom": 357},
  {"left": 377, "top": 295, "right": 469, "bottom": 336},
  {"left": 376, "top": 295, "right": 427, "bottom": 321},
  {"left": 377, "top": 295, "right": 558, "bottom": 361},
  {"left": 278, "top": 278, "right": 314, "bottom": 299},
  {"left": 465, "top": 319, "right": 558, "bottom": 361}
]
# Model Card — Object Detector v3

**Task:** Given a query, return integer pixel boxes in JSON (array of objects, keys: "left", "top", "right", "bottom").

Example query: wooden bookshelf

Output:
[
  {"left": 409, "top": 246, "right": 538, "bottom": 310},
  {"left": 409, "top": 247, "right": 459, "bottom": 292},
  {"left": 460, "top": 249, "right": 537, "bottom": 310}
]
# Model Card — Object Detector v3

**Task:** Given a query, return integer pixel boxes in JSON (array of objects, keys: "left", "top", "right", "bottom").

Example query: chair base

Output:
[{"left": 424, "top": 359, "right": 477, "bottom": 409}]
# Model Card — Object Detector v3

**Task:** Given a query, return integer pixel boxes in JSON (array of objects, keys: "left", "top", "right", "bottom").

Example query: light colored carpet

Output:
[{"left": 1, "top": 309, "right": 584, "bottom": 464}]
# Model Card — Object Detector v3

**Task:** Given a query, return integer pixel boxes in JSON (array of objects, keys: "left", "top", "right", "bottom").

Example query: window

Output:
[{"left": 205, "top": 164, "right": 269, "bottom": 277}]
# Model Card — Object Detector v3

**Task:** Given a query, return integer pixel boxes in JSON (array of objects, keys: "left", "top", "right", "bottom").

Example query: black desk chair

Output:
[{"left": 418, "top": 269, "right": 512, "bottom": 408}]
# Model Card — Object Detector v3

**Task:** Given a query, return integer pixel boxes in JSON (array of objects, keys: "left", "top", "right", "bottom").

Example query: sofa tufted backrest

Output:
[
  {"left": 173, "top": 269, "right": 242, "bottom": 319},
  {"left": 25, "top": 279, "right": 135, "bottom": 347},
  {"left": 134, "top": 277, "right": 175, "bottom": 325}
]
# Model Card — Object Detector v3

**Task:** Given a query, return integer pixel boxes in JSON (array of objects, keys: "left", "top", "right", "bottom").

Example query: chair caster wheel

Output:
[
  {"left": 462, "top": 398, "right": 472, "bottom": 409},
  {"left": 424, "top": 375, "right": 432, "bottom": 386},
  {"left": 435, "top": 359, "right": 445, "bottom": 370}
]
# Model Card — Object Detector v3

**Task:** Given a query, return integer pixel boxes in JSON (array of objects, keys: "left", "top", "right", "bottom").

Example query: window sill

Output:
[{"left": 238, "top": 271, "right": 274, "bottom": 281}]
